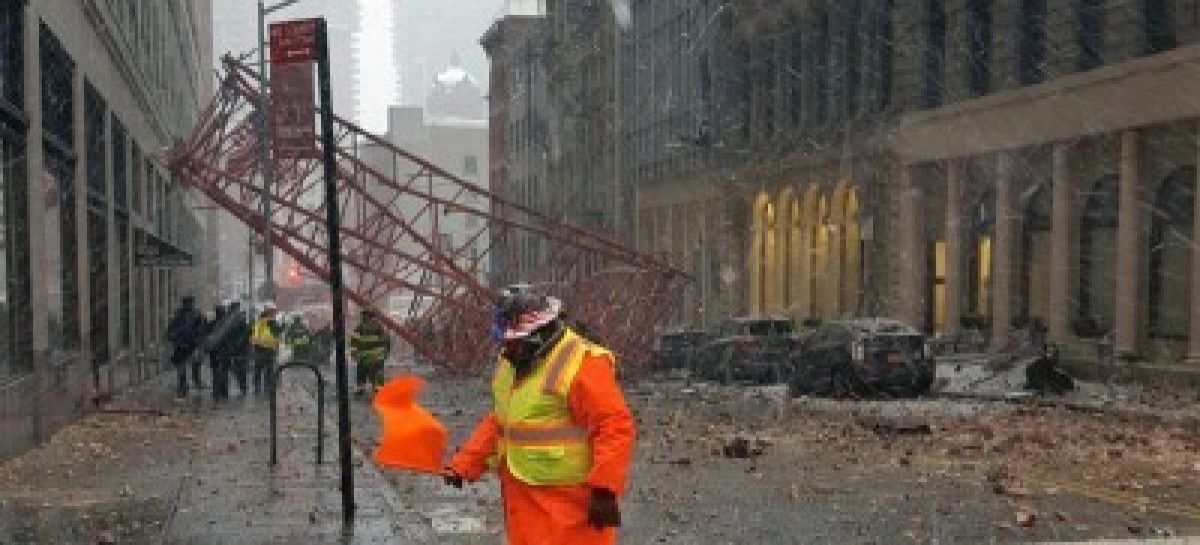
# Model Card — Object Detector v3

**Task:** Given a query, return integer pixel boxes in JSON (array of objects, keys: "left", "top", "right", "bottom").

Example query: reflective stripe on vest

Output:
[
  {"left": 500, "top": 424, "right": 589, "bottom": 444},
  {"left": 492, "top": 328, "right": 610, "bottom": 486}
]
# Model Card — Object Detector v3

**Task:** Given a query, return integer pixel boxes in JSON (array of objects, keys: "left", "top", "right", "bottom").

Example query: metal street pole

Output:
[
  {"left": 315, "top": 17, "right": 356, "bottom": 522},
  {"left": 257, "top": 0, "right": 299, "bottom": 303},
  {"left": 256, "top": 1, "right": 274, "bottom": 303}
]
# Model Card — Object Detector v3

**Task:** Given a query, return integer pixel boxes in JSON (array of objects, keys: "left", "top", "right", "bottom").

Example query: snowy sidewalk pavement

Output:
[{"left": 0, "top": 369, "right": 419, "bottom": 544}]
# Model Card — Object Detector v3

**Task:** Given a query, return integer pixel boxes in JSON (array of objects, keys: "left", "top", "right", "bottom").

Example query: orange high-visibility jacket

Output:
[{"left": 450, "top": 341, "right": 636, "bottom": 545}]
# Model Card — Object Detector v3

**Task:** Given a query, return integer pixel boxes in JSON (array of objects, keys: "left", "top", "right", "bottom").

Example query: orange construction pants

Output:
[{"left": 498, "top": 466, "right": 617, "bottom": 545}]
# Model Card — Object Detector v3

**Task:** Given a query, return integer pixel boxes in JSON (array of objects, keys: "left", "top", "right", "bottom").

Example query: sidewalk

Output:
[{"left": 0, "top": 369, "right": 418, "bottom": 544}]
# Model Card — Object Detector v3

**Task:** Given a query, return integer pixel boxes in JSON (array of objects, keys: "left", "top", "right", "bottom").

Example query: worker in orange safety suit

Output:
[{"left": 443, "top": 283, "right": 636, "bottom": 545}]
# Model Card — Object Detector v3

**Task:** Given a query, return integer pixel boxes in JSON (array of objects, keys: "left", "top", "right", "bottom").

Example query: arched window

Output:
[
  {"left": 1020, "top": 183, "right": 1052, "bottom": 321},
  {"left": 922, "top": 0, "right": 946, "bottom": 108},
  {"left": 1077, "top": 175, "right": 1119, "bottom": 337},
  {"left": 967, "top": 190, "right": 996, "bottom": 321},
  {"left": 1149, "top": 167, "right": 1195, "bottom": 339}
]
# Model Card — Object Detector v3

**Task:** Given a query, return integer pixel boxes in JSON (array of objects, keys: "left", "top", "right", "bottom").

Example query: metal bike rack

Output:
[{"left": 270, "top": 361, "right": 325, "bottom": 466}]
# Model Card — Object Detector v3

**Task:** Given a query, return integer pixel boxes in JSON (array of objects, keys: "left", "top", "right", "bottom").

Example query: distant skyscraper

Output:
[
  {"left": 356, "top": 0, "right": 400, "bottom": 133},
  {"left": 393, "top": 0, "right": 497, "bottom": 106}
]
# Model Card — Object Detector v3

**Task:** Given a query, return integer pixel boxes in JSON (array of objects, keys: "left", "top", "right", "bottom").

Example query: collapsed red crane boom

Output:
[{"left": 170, "top": 59, "right": 688, "bottom": 373}]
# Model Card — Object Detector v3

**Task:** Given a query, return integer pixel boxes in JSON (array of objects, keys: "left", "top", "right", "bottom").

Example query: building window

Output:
[
  {"left": 922, "top": 0, "right": 946, "bottom": 108},
  {"left": 1019, "top": 183, "right": 1052, "bottom": 322},
  {"left": 845, "top": 0, "right": 863, "bottom": 116},
  {"left": 1144, "top": 0, "right": 1177, "bottom": 54},
  {"left": 0, "top": 0, "right": 23, "bottom": 112},
  {"left": 1077, "top": 0, "right": 1105, "bottom": 70},
  {"left": 464, "top": 155, "right": 478, "bottom": 176},
  {"left": 111, "top": 118, "right": 132, "bottom": 348},
  {"left": 1077, "top": 174, "right": 1119, "bottom": 337},
  {"left": 965, "top": 0, "right": 992, "bottom": 97},
  {"left": 786, "top": 27, "right": 802, "bottom": 125},
  {"left": 132, "top": 143, "right": 142, "bottom": 215},
  {"left": 813, "top": 10, "right": 831, "bottom": 123},
  {"left": 41, "top": 24, "right": 79, "bottom": 353},
  {"left": 1019, "top": 0, "right": 1048, "bottom": 85},
  {"left": 85, "top": 82, "right": 109, "bottom": 369},
  {"left": 875, "top": 0, "right": 894, "bottom": 111},
  {"left": 1148, "top": 167, "right": 1194, "bottom": 339},
  {"left": 760, "top": 35, "right": 776, "bottom": 137}
]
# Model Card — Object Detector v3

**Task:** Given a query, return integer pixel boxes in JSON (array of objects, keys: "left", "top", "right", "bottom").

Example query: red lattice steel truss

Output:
[{"left": 169, "top": 59, "right": 688, "bottom": 373}]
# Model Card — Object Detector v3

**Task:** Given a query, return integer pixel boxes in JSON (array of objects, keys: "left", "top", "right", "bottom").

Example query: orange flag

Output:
[{"left": 372, "top": 375, "right": 448, "bottom": 474}]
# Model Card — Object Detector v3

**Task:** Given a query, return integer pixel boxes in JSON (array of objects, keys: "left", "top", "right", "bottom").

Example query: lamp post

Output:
[{"left": 257, "top": 0, "right": 302, "bottom": 305}]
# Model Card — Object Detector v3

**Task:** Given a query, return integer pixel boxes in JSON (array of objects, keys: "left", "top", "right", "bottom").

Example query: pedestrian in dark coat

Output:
[
  {"left": 166, "top": 296, "right": 207, "bottom": 398},
  {"left": 222, "top": 302, "right": 252, "bottom": 397},
  {"left": 205, "top": 303, "right": 234, "bottom": 402}
]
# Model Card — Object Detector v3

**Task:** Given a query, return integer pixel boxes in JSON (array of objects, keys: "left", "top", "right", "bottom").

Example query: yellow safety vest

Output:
[
  {"left": 251, "top": 318, "right": 280, "bottom": 350},
  {"left": 491, "top": 328, "right": 614, "bottom": 486}
]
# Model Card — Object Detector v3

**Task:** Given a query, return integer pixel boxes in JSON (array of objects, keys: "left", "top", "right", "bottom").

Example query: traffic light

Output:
[{"left": 288, "top": 264, "right": 301, "bottom": 283}]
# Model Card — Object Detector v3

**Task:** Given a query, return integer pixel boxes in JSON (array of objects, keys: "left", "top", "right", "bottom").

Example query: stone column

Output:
[
  {"left": 24, "top": 6, "right": 48, "bottom": 352},
  {"left": 1048, "top": 143, "right": 1074, "bottom": 341},
  {"left": 944, "top": 159, "right": 965, "bottom": 336},
  {"left": 1187, "top": 133, "right": 1200, "bottom": 366},
  {"left": 1114, "top": 131, "right": 1143, "bottom": 357},
  {"left": 895, "top": 164, "right": 925, "bottom": 328},
  {"left": 992, "top": 152, "right": 1017, "bottom": 350}
]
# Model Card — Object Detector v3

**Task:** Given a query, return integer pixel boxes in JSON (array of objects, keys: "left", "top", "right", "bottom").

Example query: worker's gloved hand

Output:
[
  {"left": 442, "top": 468, "right": 464, "bottom": 489},
  {"left": 587, "top": 487, "right": 621, "bottom": 529}
]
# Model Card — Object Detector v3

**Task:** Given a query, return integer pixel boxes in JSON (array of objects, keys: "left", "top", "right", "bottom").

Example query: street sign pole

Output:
[
  {"left": 314, "top": 18, "right": 356, "bottom": 523},
  {"left": 271, "top": 15, "right": 353, "bottom": 522}
]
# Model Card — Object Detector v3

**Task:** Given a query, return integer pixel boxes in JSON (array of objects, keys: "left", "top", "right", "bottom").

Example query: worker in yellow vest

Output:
[
  {"left": 351, "top": 308, "right": 391, "bottom": 398},
  {"left": 444, "top": 284, "right": 636, "bottom": 545},
  {"left": 250, "top": 303, "right": 283, "bottom": 395}
]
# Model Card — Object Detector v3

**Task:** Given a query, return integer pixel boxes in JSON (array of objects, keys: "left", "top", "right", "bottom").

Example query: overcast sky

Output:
[{"left": 211, "top": 0, "right": 500, "bottom": 133}]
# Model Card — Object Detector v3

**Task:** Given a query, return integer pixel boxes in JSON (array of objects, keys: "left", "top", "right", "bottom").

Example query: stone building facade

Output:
[
  {"left": 0, "top": 0, "right": 214, "bottom": 459},
  {"left": 637, "top": 0, "right": 1200, "bottom": 375},
  {"left": 482, "top": 10, "right": 552, "bottom": 286}
]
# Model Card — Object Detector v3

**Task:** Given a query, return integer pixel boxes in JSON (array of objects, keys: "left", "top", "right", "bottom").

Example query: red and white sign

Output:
[
  {"left": 270, "top": 62, "right": 318, "bottom": 159},
  {"left": 268, "top": 19, "right": 319, "bottom": 65}
]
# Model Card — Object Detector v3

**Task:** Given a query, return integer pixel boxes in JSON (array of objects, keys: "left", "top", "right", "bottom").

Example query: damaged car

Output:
[
  {"left": 654, "top": 329, "right": 709, "bottom": 371},
  {"left": 788, "top": 318, "right": 936, "bottom": 398},
  {"left": 692, "top": 317, "right": 799, "bottom": 384}
]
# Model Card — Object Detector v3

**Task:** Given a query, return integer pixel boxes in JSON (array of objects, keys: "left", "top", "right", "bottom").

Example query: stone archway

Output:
[{"left": 1149, "top": 166, "right": 1196, "bottom": 343}]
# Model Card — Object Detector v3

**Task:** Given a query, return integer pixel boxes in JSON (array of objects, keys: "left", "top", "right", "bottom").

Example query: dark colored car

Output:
[
  {"left": 692, "top": 317, "right": 799, "bottom": 384},
  {"left": 654, "top": 329, "right": 709, "bottom": 370},
  {"left": 789, "top": 318, "right": 935, "bottom": 398}
]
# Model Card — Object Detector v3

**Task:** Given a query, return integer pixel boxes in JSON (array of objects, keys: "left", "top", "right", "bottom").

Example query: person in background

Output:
[
  {"left": 224, "top": 301, "right": 252, "bottom": 397},
  {"left": 205, "top": 302, "right": 232, "bottom": 402},
  {"left": 166, "top": 296, "right": 207, "bottom": 398},
  {"left": 250, "top": 303, "right": 283, "bottom": 395},
  {"left": 288, "top": 314, "right": 315, "bottom": 363},
  {"left": 350, "top": 308, "right": 391, "bottom": 398}
]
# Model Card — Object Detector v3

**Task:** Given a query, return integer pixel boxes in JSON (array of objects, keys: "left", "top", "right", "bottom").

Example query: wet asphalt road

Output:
[{"left": 342, "top": 362, "right": 1200, "bottom": 544}]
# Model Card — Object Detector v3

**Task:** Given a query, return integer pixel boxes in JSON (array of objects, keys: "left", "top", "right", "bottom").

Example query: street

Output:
[{"left": 366, "top": 361, "right": 1200, "bottom": 544}]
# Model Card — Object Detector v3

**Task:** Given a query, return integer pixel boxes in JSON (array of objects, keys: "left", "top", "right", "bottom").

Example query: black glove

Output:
[
  {"left": 442, "top": 468, "right": 464, "bottom": 489},
  {"left": 587, "top": 487, "right": 621, "bottom": 530}
]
